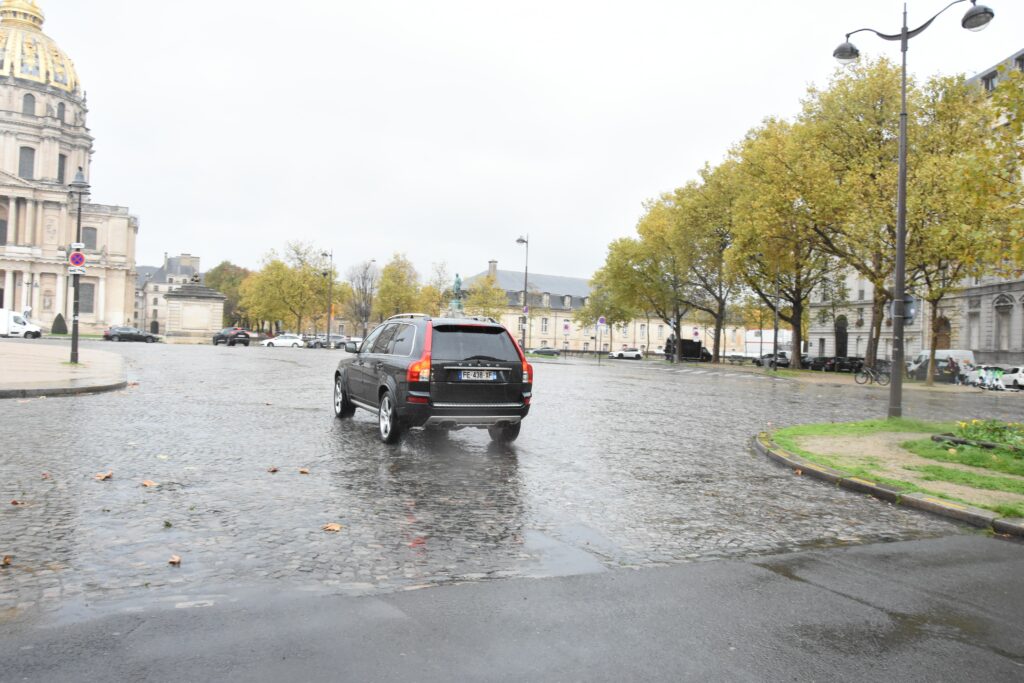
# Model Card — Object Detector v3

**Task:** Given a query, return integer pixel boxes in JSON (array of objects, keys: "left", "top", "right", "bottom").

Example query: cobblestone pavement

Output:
[{"left": 2, "top": 342, "right": 1020, "bottom": 623}]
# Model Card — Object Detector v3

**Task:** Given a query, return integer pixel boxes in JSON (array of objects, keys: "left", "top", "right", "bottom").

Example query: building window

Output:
[
  {"left": 541, "top": 317, "right": 549, "bottom": 333},
  {"left": 152, "top": 297, "right": 158, "bottom": 305},
  {"left": 80, "top": 282, "right": 95, "bottom": 313},
  {"left": 857, "top": 286, "right": 865, "bottom": 301},
  {"left": 563, "top": 295, "right": 571, "bottom": 308},
  {"left": 82, "top": 226, "right": 98, "bottom": 250},
  {"left": 657, "top": 324, "right": 664, "bottom": 339},
  {"left": 994, "top": 296, "right": 1013, "bottom": 351},
  {"left": 583, "top": 342, "right": 589, "bottom": 351},
  {"left": 639, "top": 324, "right": 646, "bottom": 337},
  {"left": 982, "top": 71, "right": 997, "bottom": 92},
  {"left": 518, "top": 316, "right": 526, "bottom": 331},
  {"left": 58, "top": 154, "right": 67, "bottom": 184},
  {"left": 1017, "top": 55, "right": 1024, "bottom": 73},
  {"left": 21, "top": 93, "right": 34, "bottom": 115},
  {"left": 542, "top": 293, "right": 550, "bottom": 307},
  {"left": 152, "top": 309, "right": 158, "bottom": 319},
  {"left": 18, "top": 147, "right": 34, "bottom": 179},
  {"left": 56, "top": 102, "right": 65, "bottom": 122}
]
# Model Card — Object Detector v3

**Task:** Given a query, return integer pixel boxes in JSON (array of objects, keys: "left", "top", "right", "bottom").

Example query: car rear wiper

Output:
[{"left": 464, "top": 355, "right": 504, "bottom": 361}]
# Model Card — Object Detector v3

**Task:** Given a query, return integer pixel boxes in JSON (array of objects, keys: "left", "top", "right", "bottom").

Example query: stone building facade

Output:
[
  {"left": 0, "top": 1, "right": 138, "bottom": 333},
  {"left": 466, "top": 260, "right": 748, "bottom": 355},
  {"left": 162, "top": 282, "right": 225, "bottom": 341},
  {"left": 134, "top": 253, "right": 201, "bottom": 334}
]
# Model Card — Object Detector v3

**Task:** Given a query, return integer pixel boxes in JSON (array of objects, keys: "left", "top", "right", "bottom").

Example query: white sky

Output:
[{"left": 40, "top": 0, "right": 1023, "bottom": 281}]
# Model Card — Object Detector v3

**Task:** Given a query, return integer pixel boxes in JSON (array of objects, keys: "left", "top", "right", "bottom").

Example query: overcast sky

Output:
[{"left": 41, "top": 0, "right": 1023, "bottom": 281}]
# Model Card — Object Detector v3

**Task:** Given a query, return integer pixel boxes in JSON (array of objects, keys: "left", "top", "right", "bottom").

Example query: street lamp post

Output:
[
  {"left": 832, "top": 0, "right": 993, "bottom": 418},
  {"left": 68, "top": 167, "right": 90, "bottom": 364},
  {"left": 516, "top": 235, "right": 529, "bottom": 349},
  {"left": 322, "top": 250, "right": 333, "bottom": 346}
]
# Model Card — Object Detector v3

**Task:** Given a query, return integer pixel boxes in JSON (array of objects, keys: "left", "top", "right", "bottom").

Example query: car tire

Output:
[
  {"left": 111, "top": 335, "right": 120, "bottom": 342},
  {"left": 212, "top": 340, "right": 219, "bottom": 346},
  {"left": 333, "top": 374, "right": 355, "bottom": 418},
  {"left": 378, "top": 390, "right": 401, "bottom": 443},
  {"left": 267, "top": 342, "right": 274, "bottom": 347},
  {"left": 242, "top": 341, "right": 250, "bottom": 347},
  {"left": 145, "top": 336, "right": 155, "bottom": 343},
  {"left": 291, "top": 343, "right": 299, "bottom": 348},
  {"left": 488, "top": 422, "right": 521, "bottom": 443},
  {"left": 228, "top": 340, "right": 236, "bottom": 347}
]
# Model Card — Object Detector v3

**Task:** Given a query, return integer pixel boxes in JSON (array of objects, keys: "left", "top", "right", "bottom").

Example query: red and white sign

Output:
[{"left": 69, "top": 252, "right": 86, "bottom": 267}]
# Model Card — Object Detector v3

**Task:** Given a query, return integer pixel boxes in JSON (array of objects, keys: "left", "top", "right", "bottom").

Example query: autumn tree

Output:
[
  {"left": 418, "top": 262, "right": 451, "bottom": 316},
  {"left": 375, "top": 253, "right": 421, "bottom": 318},
  {"left": 346, "top": 260, "right": 379, "bottom": 337},
  {"left": 204, "top": 261, "right": 251, "bottom": 326},
  {"left": 463, "top": 275, "right": 508, "bottom": 319}
]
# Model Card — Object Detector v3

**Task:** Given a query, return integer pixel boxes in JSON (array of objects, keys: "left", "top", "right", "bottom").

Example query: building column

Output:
[
  {"left": 55, "top": 272, "right": 64, "bottom": 320},
  {"left": 19, "top": 270, "right": 29, "bottom": 311},
  {"left": 97, "top": 273, "right": 105, "bottom": 322},
  {"left": 9, "top": 197, "right": 18, "bottom": 245},
  {"left": 2, "top": 269, "right": 12, "bottom": 308},
  {"left": 24, "top": 200, "right": 35, "bottom": 247}
]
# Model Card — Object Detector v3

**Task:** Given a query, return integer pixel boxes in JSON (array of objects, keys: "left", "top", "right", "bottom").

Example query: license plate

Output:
[{"left": 459, "top": 370, "right": 497, "bottom": 381}]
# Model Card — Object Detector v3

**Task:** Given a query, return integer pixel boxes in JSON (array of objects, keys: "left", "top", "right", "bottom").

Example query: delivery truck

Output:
[{"left": 0, "top": 309, "right": 42, "bottom": 338}]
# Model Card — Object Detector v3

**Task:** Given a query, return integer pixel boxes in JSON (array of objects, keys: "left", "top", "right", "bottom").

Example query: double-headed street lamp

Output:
[
  {"left": 832, "top": 0, "right": 993, "bottom": 418},
  {"left": 516, "top": 235, "right": 529, "bottom": 349},
  {"left": 68, "top": 167, "right": 90, "bottom": 364}
]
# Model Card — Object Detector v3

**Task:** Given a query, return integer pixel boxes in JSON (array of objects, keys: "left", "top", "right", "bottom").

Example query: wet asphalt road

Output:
[{"left": 1, "top": 341, "right": 1021, "bottom": 624}]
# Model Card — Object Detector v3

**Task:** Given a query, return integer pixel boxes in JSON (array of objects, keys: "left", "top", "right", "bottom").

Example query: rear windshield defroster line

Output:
[{"left": 431, "top": 325, "right": 521, "bottom": 362}]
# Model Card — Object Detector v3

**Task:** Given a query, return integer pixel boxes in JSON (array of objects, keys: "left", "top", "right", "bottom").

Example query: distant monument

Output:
[{"left": 445, "top": 273, "right": 465, "bottom": 316}]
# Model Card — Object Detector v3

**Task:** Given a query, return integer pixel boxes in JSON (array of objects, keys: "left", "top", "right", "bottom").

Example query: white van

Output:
[
  {"left": 907, "top": 349, "right": 976, "bottom": 375},
  {"left": 0, "top": 309, "right": 42, "bottom": 338}
]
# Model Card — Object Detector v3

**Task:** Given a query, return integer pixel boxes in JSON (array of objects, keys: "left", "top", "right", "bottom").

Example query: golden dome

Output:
[{"left": 0, "top": 1, "right": 79, "bottom": 94}]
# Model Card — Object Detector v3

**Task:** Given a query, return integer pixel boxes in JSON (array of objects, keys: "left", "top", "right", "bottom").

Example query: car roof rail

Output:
[
  {"left": 386, "top": 313, "right": 430, "bottom": 321},
  {"left": 465, "top": 315, "right": 499, "bottom": 324}
]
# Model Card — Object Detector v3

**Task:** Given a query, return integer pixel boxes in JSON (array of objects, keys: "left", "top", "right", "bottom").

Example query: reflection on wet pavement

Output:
[{"left": 2, "top": 342, "right": 1019, "bottom": 620}]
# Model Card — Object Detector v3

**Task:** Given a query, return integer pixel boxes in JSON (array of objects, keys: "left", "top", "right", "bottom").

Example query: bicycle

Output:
[{"left": 855, "top": 365, "right": 891, "bottom": 386}]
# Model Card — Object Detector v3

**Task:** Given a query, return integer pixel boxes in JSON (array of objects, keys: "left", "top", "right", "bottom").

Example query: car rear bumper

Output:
[{"left": 399, "top": 401, "right": 530, "bottom": 429}]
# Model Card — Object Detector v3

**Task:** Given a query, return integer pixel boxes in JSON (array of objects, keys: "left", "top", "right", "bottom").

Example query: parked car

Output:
[
  {"left": 833, "top": 356, "right": 864, "bottom": 373},
  {"left": 527, "top": 346, "right": 561, "bottom": 357},
  {"left": 1003, "top": 367, "right": 1023, "bottom": 389},
  {"left": 333, "top": 313, "right": 532, "bottom": 443},
  {"left": 261, "top": 334, "right": 305, "bottom": 348},
  {"left": 609, "top": 347, "right": 643, "bottom": 360},
  {"left": 103, "top": 326, "right": 159, "bottom": 343},
  {"left": 212, "top": 327, "right": 251, "bottom": 346},
  {"left": 808, "top": 356, "right": 832, "bottom": 371},
  {"left": 754, "top": 352, "right": 789, "bottom": 368},
  {"left": 305, "top": 334, "right": 347, "bottom": 349}
]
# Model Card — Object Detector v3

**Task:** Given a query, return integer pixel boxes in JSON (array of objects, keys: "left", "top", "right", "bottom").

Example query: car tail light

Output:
[
  {"left": 523, "top": 361, "right": 533, "bottom": 384},
  {"left": 407, "top": 322, "right": 433, "bottom": 383}
]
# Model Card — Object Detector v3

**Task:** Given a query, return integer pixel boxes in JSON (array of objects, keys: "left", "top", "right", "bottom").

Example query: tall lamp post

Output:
[
  {"left": 516, "top": 235, "right": 529, "bottom": 349},
  {"left": 321, "top": 249, "right": 333, "bottom": 346},
  {"left": 832, "top": 0, "right": 993, "bottom": 418},
  {"left": 68, "top": 167, "right": 90, "bottom": 364}
]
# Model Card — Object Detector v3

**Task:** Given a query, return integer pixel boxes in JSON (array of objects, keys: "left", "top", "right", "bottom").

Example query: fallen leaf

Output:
[
  {"left": 163, "top": 520, "right": 173, "bottom": 528},
  {"left": 168, "top": 554, "right": 181, "bottom": 566},
  {"left": 2, "top": 555, "right": 11, "bottom": 567},
  {"left": 141, "top": 480, "right": 158, "bottom": 488},
  {"left": 95, "top": 471, "right": 113, "bottom": 481},
  {"left": 267, "top": 466, "right": 279, "bottom": 473},
  {"left": 41, "top": 472, "right": 50, "bottom": 479},
  {"left": 264, "top": 402, "right": 272, "bottom": 406},
  {"left": 299, "top": 468, "right": 310, "bottom": 475},
  {"left": 322, "top": 523, "right": 343, "bottom": 533},
  {"left": 156, "top": 455, "right": 169, "bottom": 461},
  {"left": 10, "top": 500, "right": 21, "bottom": 506},
  {"left": 947, "top": 448, "right": 958, "bottom": 454},
  {"left": 794, "top": 469, "right": 803, "bottom": 476}
]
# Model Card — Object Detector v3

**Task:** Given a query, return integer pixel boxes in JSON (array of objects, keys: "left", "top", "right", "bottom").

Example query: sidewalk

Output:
[{"left": 0, "top": 339, "right": 126, "bottom": 398}]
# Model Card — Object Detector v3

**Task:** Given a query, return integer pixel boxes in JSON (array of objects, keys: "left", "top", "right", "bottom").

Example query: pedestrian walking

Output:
[{"left": 947, "top": 357, "right": 959, "bottom": 384}]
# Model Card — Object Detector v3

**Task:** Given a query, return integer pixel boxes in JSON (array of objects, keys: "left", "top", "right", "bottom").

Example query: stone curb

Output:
[
  {"left": 0, "top": 380, "right": 128, "bottom": 400},
  {"left": 752, "top": 433, "right": 1024, "bottom": 538}
]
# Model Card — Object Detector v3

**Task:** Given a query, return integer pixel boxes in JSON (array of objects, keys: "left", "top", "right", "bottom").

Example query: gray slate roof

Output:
[{"left": 466, "top": 269, "right": 591, "bottom": 298}]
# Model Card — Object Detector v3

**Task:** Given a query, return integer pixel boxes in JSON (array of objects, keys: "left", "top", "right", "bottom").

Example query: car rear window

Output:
[{"left": 431, "top": 325, "right": 521, "bottom": 362}]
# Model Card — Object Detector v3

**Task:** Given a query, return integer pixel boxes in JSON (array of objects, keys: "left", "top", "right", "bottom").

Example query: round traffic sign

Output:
[
  {"left": 69, "top": 252, "right": 86, "bottom": 267},
  {"left": 598, "top": 316, "right": 606, "bottom": 325}
]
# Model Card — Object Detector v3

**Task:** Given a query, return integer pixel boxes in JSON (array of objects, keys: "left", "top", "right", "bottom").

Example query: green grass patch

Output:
[
  {"left": 901, "top": 439, "right": 1024, "bottom": 478},
  {"left": 904, "top": 464, "right": 1024, "bottom": 497}
]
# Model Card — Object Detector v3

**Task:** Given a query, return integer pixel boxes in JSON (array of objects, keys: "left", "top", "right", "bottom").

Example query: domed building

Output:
[{"left": 0, "top": 0, "right": 138, "bottom": 332}]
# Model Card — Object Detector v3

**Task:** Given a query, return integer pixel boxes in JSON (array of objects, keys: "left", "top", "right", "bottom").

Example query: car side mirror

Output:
[{"left": 344, "top": 342, "right": 358, "bottom": 353}]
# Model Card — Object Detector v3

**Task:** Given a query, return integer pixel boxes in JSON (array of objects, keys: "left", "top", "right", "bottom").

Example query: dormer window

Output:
[
  {"left": 1017, "top": 55, "right": 1024, "bottom": 73},
  {"left": 563, "top": 295, "right": 571, "bottom": 308},
  {"left": 982, "top": 71, "right": 998, "bottom": 92},
  {"left": 542, "top": 293, "right": 550, "bottom": 307},
  {"left": 56, "top": 102, "right": 65, "bottom": 122}
]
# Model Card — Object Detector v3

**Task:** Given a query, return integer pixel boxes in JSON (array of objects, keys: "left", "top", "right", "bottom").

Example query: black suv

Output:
[
  {"left": 333, "top": 314, "right": 532, "bottom": 443},
  {"left": 212, "top": 327, "right": 251, "bottom": 346}
]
